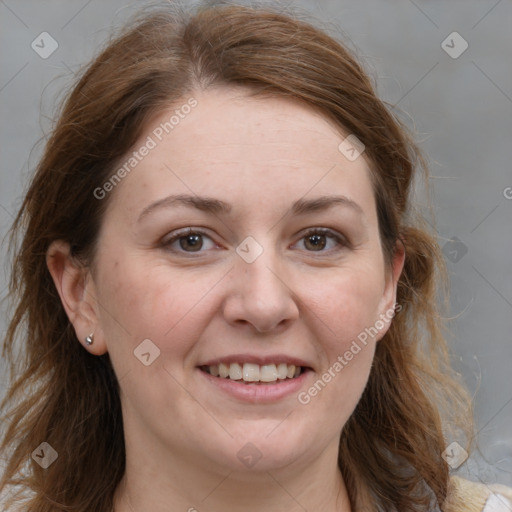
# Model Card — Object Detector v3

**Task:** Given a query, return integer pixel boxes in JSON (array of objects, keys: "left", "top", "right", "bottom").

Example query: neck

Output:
[{"left": 113, "top": 438, "right": 352, "bottom": 512}]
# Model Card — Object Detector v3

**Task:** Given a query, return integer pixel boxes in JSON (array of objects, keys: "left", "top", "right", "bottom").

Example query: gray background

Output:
[{"left": 1, "top": 0, "right": 511, "bottom": 489}]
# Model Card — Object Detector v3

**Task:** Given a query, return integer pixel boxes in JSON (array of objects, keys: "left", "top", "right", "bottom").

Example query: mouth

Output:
[{"left": 198, "top": 362, "right": 311, "bottom": 384}]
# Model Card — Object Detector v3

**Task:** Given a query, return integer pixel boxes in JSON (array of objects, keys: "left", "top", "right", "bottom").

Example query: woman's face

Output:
[{"left": 81, "top": 87, "right": 402, "bottom": 474}]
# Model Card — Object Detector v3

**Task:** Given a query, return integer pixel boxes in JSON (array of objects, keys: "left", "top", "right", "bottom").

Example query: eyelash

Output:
[{"left": 161, "top": 227, "right": 348, "bottom": 255}]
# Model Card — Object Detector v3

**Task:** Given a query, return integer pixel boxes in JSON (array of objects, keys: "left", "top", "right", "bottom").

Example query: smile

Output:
[{"left": 200, "top": 362, "right": 305, "bottom": 383}]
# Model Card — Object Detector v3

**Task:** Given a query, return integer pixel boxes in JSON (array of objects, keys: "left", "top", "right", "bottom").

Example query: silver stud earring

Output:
[{"left": 85, "top": 333, "right": 94, "bottom": 346}]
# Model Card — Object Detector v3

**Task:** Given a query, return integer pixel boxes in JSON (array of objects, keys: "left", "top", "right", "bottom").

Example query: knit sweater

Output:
[{"left": 444, "top": 476, "right": 512, "bottom": 511}]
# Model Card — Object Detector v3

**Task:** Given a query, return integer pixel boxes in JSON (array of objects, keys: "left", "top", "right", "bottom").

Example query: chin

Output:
[{"left": 200, "top": 428, "right": 313, "bottom": 474}]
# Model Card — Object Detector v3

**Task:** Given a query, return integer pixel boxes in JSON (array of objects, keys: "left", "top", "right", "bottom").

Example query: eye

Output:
[
  {"left": 162, "top": 228, "right": 218, "bottom": 253},
  {"left": 161, "top": 227, "right": 347, "bottom": 255},
  {"left": 294, "top": 228, "right": 346, "bottom": 253}
]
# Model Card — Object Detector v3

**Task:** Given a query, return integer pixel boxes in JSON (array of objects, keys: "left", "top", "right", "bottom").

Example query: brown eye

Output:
[
  {"left": 179, "top": 233, "right": 203, "bottom": 252},
  {"left": 294, "top": 228, "right": 346, "bottom": 253},
  {"left": 304, "top": 233, "right": 327, "bottom": 251},
  {"left": 163, "top": 229, "right": 217, "bottom": 254}
]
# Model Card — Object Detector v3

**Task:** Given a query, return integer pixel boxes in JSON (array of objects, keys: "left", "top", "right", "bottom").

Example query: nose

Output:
[{"left": 222, "top": 248, "right": 300, "bottom": 333}]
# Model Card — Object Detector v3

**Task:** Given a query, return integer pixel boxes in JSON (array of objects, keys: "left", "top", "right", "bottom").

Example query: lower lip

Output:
[{"left": 197, "top": 368, "right": 311, "bottom": 403}]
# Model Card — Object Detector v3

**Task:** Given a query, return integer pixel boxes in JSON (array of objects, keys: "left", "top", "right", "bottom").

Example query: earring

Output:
[{"left": 85, "top": 333, "right": 94, "bottom": 346}]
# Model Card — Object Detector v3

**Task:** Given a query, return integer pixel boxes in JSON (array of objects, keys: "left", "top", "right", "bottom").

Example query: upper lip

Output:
[{"left": 198, "top": 353, "right": 313, "bottom": 369}]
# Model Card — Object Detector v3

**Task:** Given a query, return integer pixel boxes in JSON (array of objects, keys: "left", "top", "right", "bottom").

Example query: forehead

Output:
[
  {"left": 103, "top": 87, "right": 376, "bottom": 224},
  {"left": 164, "top": 87, "right": 355, "bottom": 162}
]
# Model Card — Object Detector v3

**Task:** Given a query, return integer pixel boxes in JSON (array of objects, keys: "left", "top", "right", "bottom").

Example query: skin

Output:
[{"left": 47, "top": 87, "right": 404, "bottom": 512}]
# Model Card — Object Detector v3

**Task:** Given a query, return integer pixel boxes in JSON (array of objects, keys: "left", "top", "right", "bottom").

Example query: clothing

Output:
[{"left": 444, "top": 476, "right": 512, "bottom": 511}]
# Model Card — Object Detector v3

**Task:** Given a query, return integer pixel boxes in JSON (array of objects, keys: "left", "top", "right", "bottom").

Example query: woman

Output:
[{"left": 1, "top": 3, "right": 511, "bottom": 511}]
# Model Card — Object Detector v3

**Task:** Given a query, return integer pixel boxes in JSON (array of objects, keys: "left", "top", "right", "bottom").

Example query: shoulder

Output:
[{"left": 443, "top": 475, "right": 512, "bottom": 512}]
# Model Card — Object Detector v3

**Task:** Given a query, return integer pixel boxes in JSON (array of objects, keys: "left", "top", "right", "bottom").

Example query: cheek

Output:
[
  {"left": 306, "top": 264, "right": 386, "bottom": 344},
  {"left": 299, "top": 272, "right": 382, "bottom": 422},
  {"left": 95, "top": 257, "right": 220, "bottom": 360}
]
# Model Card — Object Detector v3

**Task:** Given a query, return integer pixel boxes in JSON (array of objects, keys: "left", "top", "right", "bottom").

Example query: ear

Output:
[
  {"left": 46, "top": 240, "right": 108, "bottom": 355},
  {"left": 375, "top": 239, "right": 405, "bottom": 341}
]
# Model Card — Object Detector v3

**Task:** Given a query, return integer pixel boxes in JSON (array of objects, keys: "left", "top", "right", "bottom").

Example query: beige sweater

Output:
[{"left": 444, "top": 476, "right": 512, "bottom": 511}]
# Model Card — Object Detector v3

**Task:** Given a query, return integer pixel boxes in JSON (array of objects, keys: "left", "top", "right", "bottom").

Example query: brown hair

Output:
[{"left": 0, "top": 3, "right": 472, "bottom": 511}]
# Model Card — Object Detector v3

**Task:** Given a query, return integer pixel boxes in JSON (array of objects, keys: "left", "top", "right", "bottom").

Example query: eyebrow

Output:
[{"left": 137, "top": 193, "right": 363, "bottom": 222}]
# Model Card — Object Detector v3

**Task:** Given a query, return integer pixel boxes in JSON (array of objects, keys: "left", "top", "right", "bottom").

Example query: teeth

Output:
[
  {"left": 277, "top": 363, "right": 288, "bottom": 379},
  {"left": 204, "top": 362, "right": 304, "bottom": 382},
  {"left": 219, "top": 363, "right": 229, "bottom": 378},
  {"left": 229, "top": 362, "right": 243, "bottom": 380},
  {"left": 243, "top": 363, "right": 260, "bottom": 382},
  {"left": 260, "top": 364, "right": 278, "bottom": 382}
]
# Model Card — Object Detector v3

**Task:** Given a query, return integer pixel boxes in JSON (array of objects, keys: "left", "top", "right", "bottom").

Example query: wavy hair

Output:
[{"left": 0, "top": 3, "right": 472, "bottom": 511}]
